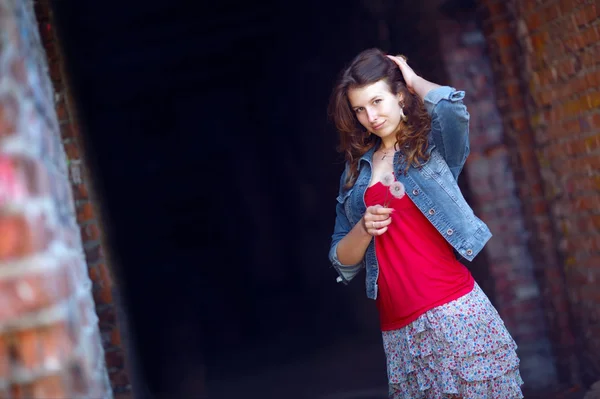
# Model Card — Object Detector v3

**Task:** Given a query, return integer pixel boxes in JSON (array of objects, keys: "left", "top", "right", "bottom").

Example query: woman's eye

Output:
[
  {"left": 374, "top": 99, "right": 382, "bottom": 104},
  {"left": 355, "top": 107, "right": 364, "bottom": 113}
]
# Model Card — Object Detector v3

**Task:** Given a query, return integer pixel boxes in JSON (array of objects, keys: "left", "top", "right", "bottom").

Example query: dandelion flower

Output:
[
  {"left": 381, "top": 173, "right": 395, "bottom": 187},
  {"left": 389, "top": 181, "right": 405, "bottom": 199}
]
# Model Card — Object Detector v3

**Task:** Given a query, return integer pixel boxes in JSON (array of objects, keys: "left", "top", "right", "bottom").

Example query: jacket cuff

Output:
[
  {"left": 329, "top": 242, "right": 363, "bottom": 285},
  {"left": 423, "top": 86, "right": 465, "bottom": 114}
]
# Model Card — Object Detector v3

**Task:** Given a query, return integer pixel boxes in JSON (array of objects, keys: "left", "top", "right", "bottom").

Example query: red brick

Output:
[
  {"left": 492, "top": 19, "right": 511, "bottom": 34},
  {"left": 108, "top": 369, "right": 129, "bottom": 387},
  {"left": 9, "top": 57, "right": 28, "bottom": 85},
  {"left": 13, "top": 157, "right": 50, "bottom": 197},
  {"left": 80, "top": 223, "right": 100, "bottom": 242},
  {"left": 0, "top": 214, "right": 35, "bottom": 260},
  {"left": 63, "top": 142, "right": 79, "bottom": 160},
  {"left": 589, "top": 91, "right": 600, "bottom": 109},
  {"left": 14, "top": 329, "right": 42, "bottom": 370},
  {"left": 72, "top": 183, "right": 89, "bottom": 201},
  {"left": 84, "top": 244, "right": 103, "bottom": 265},
  {"left": 87, "top": 264, "right": 101, "bottom": 284},
  {"left": 575, "top": 31, "right": 589, "bottom": 50},
  {"left": 585, "top": 69, "right": 600, "bottom": 88},
  {"left": 0, "top": 336, "right": 8, "bottom": 380},
  {"left": 99, "top": 264, "right": 113, "bottom": 288},
  {"left": 0, "top": 267, "right": 72, "bottom": 324},
  {"left": 31, "top": 375, "right": 67, "bottom": 398},
  {"left": 97, "top": 306, "right": 116, "bottom": 327},
  {"left": 526, "top": 12, "right": 543, "bottom": 31},
  {"left": 10, "top": 383, "right": 28, "bottom": 399},
  {"left": 496, "top": 33, "right": 516, "bottom": 49},
  {"left": 59, "top": 122, "right": 75, "bottom": 139},
  {"left": 543, "top": 4, "right": 561, "bottom": 21},
  {"left": 574, "top": 196, "right": 600, "bottom": 212},
  {"left": 583, "top": 25, "right": 600, "bottom": 46},
  {"left": 76, "top": 202, "right": 94, "bottom": 223},
  {"left": 583, "top": 256, "right": 600, "bottom": 269},
  {"left": 531, "top": 32, "right": 548, "bottom": 51},
  {"left": 486, "top": 1, "right": 509, "bottom": 18},
  {"left": 576, "top": 4, "right": 597, "bottom": 25},
  {"left": 104, "top": 350, "right": 124, "bottom": 370},
  {"left": 39, "top": 322, "right": 73, "bottom": 365},
  {"left": 48, "top": 58, "right": 63, "bottom": 84},
  {"left": 583, "top": 134, "right": 600, "bottom": 152},
  {"left": 110, "top": 327, "right": 122, "bottom": 347},
  {"left": 532, "top": 198, "right": 548, "bottom": 215},
  {"left": 55, "top": 100, "right": 68, "bottom": 122},
  {"left": 0, "top": 99, "right": 18, "bottom": 138},
  {"left": 559, "top": 0, "right": 572, "bottom": 14},
  {"left": 93, "top": 280, "right": 113, "bottom": 305}
]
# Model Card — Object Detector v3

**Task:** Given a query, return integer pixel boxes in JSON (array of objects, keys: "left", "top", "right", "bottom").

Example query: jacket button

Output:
[
  {"left": 466, "top": 249, "right": 473, "bottom": 256},
  {"left": 446, "top": 228, "right": 454, "bottom": 236},
  {"left": 428, "top": 209, "right": 435, "bottom": 215},
  {"left": 412, "top": 189, "right": 419, "bottom": 195}
]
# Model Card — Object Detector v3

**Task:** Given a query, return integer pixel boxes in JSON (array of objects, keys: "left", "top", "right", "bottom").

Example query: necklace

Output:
[{"left": 378, "top": 148, "right": 396, "bottom": 160}]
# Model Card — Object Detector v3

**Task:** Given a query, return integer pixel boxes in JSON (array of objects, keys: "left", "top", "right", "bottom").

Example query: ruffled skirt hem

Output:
[{"left": 383, "top": 283, "right": 524, "bottom": 399}]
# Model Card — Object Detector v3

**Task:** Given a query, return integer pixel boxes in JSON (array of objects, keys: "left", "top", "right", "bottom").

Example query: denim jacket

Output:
[{"left": 328, "top": 86, "right": 491, "bottom": 300}]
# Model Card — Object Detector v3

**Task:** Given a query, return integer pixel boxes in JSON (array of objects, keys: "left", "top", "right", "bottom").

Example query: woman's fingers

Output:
[
  {"left": 367, "top": 205, "right": 394, "bottom": 215},
  {"left": 373, "top": 226, "right": 389, "bottom": 236},
  {"left": 364, "top": 211, "right": 391, "bottom": 224},
  {"left": 364, "top": 206, "right": 394, "bottom": 235},
  {"left": 386, "top": 55, "right": 417, "bottom": 93},
  {"left": 375, "top": 207, "right": 394, "bottom": 215},
  {"left": 386, "top": 54, "right": 405, "bottom": 68},
  {"left": 375, "top": 218, "right": 392, "bottom": 228},
  {"left": 364, "top": 214, "right": 393, "bottom": 236},
  {"left": 366, "top": 218, "right": 392, "bottom": 229}
]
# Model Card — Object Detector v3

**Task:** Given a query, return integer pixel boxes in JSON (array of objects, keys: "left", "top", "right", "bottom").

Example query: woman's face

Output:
[{"left": 347, "top": 80, "right": 404, "bottom": 142}]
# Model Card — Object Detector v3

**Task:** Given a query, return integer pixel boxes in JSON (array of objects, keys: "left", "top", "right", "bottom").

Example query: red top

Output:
[{"left": 365, "top": 180, "right": 474, "bottom": 331}]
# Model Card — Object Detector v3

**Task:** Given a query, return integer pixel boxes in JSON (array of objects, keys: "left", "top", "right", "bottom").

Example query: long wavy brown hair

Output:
[{"left": 328, "top": 48, "right": 431, "bottom": 188}]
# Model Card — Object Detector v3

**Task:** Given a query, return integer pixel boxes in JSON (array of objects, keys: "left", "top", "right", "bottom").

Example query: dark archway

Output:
[{"left": 50, "top": 1, "right": 489, "bottom": 397}]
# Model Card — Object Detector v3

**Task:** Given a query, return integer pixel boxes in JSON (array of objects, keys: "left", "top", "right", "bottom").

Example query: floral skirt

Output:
[{"left": 382, "top": 283, "right": 524, "bottom": 399}]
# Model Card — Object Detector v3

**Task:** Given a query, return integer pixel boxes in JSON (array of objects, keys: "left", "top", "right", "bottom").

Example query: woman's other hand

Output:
[{"left": 362, "top": 205, "right": 394, "bottom": 236}]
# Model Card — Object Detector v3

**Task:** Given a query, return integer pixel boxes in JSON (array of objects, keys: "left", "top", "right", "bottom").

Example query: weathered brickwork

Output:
[
  {"left": 32, "top": 1, "right": 131, "bottom": 395},
  {"left": 479, "top": 0, "right": 600, "bottom": 389},
  {"left": 0, "top": 0, "right": 111, "bottom": 396},
  {"left": 432, "top": 10, "right": 559, "bottom": 390}
]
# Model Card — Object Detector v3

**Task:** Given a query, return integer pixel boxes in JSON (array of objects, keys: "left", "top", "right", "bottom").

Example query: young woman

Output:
[{"left": 328, "top": 48, "right": 524, "bottom": 398}]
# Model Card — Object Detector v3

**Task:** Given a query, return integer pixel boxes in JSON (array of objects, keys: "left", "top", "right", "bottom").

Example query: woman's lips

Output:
[{"left": 372, "top": 121, "right": 385, "bottom": 130}]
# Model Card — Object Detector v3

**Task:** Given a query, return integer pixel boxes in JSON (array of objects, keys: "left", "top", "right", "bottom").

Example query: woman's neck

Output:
[
  {"left": 379, "top": 125, "right": 407, "bottom": 151},
  {"left": 379, "top": 137, "right": 397, "bottom": 151}
]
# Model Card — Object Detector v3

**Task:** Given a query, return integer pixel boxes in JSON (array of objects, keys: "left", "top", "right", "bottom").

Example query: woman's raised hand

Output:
[
  {"left": 362, "top": 205, "right": 394, "bottom": 236},
  {"left": 387, "top": 55, "right": 418, "bottom": 94}
]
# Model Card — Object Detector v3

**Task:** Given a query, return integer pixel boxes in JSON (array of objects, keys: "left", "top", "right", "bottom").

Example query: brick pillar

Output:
[
  {"left": 31, "top": 1, "right": 133, "bottom": 396},
  {"left": 429, "top": 4, "right": 559, "bottom": 390},
  {"left": 479, "top": 0, "right": 600, "bottom": 388},
  {"left": 0, "top": 0, "right": 111, "bottom": 397}
]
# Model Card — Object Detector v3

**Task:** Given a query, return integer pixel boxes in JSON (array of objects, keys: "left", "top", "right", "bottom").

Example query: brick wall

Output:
[
  {"left": 479, "top": 0, "right": 600, "bottom": 388},
  {"left": 32, "top": 1, "right": 132, "bottom": 396},
  {"left": 0, "top": 0, "right": 111, "bottom": 397},
  {"left": 432, "top": 7, "right": 559, "bottom": 390}
]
